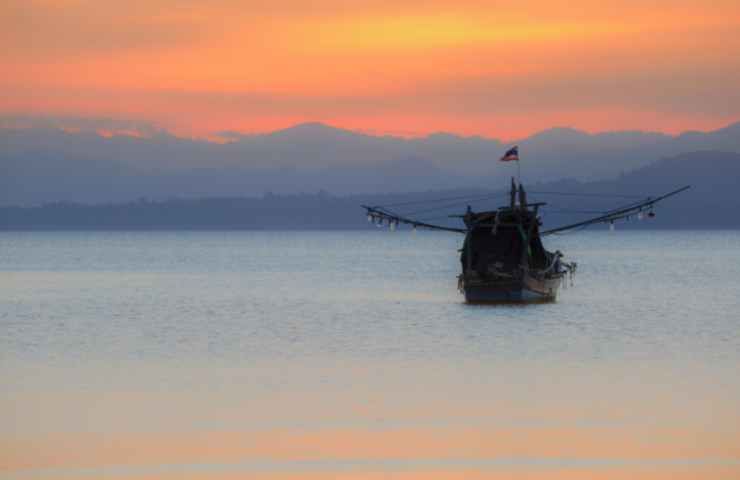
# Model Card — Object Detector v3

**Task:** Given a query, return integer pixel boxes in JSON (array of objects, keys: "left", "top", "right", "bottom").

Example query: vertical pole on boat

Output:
[
  {"left": 510, "top": 177, "right": 517, "bottom": 209},
  {"left": 517, "top": 158, "right": 521, "bottom": 186},
  {"left": 520, "top": 204, "right": 539, "bottom": 268}
]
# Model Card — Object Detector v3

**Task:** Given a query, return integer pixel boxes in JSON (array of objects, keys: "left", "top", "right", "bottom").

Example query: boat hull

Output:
[{"left": 461, "top": 275, "right": 562, "bottom": 304}]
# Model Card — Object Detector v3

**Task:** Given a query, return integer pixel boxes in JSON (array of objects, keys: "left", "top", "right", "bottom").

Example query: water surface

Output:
[{"left": 2, "top": 230, "right": 739, "bottom": 479}]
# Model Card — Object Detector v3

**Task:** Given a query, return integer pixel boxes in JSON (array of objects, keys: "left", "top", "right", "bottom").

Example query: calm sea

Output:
[{"left": 2, "top": 230, "right": 739, "bottom": 480}]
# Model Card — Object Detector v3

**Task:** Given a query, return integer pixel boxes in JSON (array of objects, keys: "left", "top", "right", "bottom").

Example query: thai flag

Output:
[{"left": 500, "top": 146, "right": 519, "bottom": 162}]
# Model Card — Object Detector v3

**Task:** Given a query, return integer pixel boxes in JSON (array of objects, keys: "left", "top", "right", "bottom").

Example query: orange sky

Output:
[{"left": 2, "top": 0, "right": 739, "bottom": 138}]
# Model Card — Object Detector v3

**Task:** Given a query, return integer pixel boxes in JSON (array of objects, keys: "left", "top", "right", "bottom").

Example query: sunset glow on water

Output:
[{"left": 2, "top": 231, "right": 739, "bottom": 479}]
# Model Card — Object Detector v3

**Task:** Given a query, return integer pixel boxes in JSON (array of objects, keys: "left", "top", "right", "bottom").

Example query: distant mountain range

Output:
[
  {"left": 2, "top": 151, "right": 738, "bottom": 230},
  {"left": 2, "top": 118, "right": 739, "bottom": 205}
]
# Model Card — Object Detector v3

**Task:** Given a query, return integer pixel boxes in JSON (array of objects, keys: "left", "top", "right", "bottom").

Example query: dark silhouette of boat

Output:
[
  {"left": 456, "top": 180, "right": 571, "bottom": 302},
  {"left": 363, "top": 180, "right": 689, "bottom": 304}
]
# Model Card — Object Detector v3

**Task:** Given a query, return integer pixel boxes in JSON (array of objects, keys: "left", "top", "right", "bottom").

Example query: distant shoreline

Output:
[{"left": 3, "top": 151, "right": 740, "bottom": 230}]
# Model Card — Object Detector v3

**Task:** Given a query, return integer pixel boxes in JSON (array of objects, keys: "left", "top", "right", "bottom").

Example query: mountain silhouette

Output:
[{"left": 2, "top": 116, "right": 739, "bottom": 205}]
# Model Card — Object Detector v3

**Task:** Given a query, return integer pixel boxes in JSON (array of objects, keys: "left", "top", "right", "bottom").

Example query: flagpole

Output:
[{"left": 499, "top": 146, "right": 520, "bottom": 185}]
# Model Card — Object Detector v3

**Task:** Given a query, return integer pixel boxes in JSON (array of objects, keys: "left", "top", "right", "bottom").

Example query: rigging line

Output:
[
  {"left": 392, "top": 193, "right": 510, "bottom": 217},
  {"left": 601, "top": 197, "right": 653, "bottom": 215},
  {"left": 529, "top": 190, "right": 645, "bottom": 199},
  {"left": 393, "top": 198, "right": 608, "bottom": 220},
  {"left": 548, "top": 223, "right": 593, "bottom": 235},
  {"left": 540, "top": 186, "right": 689, "bottom": 236},
  {"left": 529, "top": 195, "right": 651, "bottom": 216},
  {"left": 371, "top": 191, "right": 507, "bottom": 209},
  {"left": 416, "top": 214, "right": 462, "bottom": 222},
  {"left": 539, "top": 196, "right": 648, "bottom": 218},
  {"left": 545, "top": 209, "right": 609, "bottom": 214},
  {"left": 372, "top": 206, "right": 467, "bottom": 225},
  {"left": 374, "top": 207, "right": 458, "bottom": 225},
  {"left": 372, "top": 207, "right": 457, "bottom": 223},
  {"left": 363, "top": 205, "right": 466, "bottom": 233}
]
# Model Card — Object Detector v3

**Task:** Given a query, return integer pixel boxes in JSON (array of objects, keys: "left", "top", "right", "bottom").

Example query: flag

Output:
[{"left": 500, "top": 146, "right": 519, "bottom": 162}]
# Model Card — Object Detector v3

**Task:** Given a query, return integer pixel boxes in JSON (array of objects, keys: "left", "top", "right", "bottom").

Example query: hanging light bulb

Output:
[
  {"left": 390, "top": 220, "right": 397, "bottom": 231},
  {"left": 637, "top": 211, "right": 644, "bottom": 221},
  {"left": 367, "top": 213, "right": 373, "bottom": 223},
  {"left": 609, "top": 220, "right": 615, "bottom": 231},
  {"left": 412, "top": 225, "right": 417, "bottom": 234}
]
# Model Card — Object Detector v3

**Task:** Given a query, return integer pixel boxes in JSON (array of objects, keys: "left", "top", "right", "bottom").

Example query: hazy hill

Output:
[
  {"left": 2, "top": 151, "right": 738, "bottom": 230},
  {"left": 2, "top": 117, "right": 739, "bottom": 205}
]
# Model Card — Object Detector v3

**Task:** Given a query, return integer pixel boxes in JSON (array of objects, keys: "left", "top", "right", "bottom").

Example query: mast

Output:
[
  {"left": 518, "top": 183, "right": 528, "bottom": 210},
  {"left": 510, "top": 177, "right": 517, "bottom": 209}
]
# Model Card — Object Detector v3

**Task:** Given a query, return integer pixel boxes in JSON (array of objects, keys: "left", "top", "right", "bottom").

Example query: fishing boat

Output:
[{"left": 363, "top": 179, "right": 689, "bottom": 304}]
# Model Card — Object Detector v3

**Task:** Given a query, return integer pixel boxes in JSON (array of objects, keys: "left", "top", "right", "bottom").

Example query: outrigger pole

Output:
[
  {"left": 362, "top": 205, "right": 466, "bottom": 233},
  {"left": 362, "top": 185, "right": 690, "bottom": 237},
  {"left": 540, "top": 185, "right": 691, "bottom": 236}
]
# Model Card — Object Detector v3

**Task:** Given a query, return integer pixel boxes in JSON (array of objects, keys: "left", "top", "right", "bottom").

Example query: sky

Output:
[{"left": 2, "top": 0, "right": 740, "bottom": 139}]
